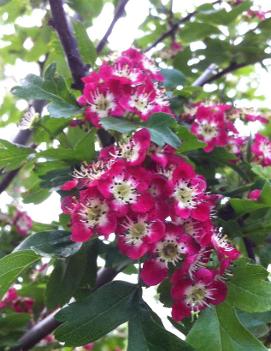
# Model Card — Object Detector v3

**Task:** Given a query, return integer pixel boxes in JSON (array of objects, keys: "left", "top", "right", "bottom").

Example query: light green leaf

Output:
[
  {"left": 227, "top": 259, "right": 271, "bottom": 313},
  {"left": 0, "top": 139, "right": 33, "bottom": 171},
  {"left": 176, "top": 125, "right": 205, "bottom": 153},
  {"left": 73, "top": 20, "right": 97, "bottom": 66},
  {"left": 0, "top": 250, "right": 39, "bottom": 298}
]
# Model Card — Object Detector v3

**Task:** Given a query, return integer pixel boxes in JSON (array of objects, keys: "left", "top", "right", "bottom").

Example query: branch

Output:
[
  {"left": 96, "top": 0, "right": 130, "bottom": 53},
  {"left": 143, "top": 11, "right": 195, "bottom": 53},
  {"left": 199, "top": 62, "right": 248, "bottom": 85},
  {"left": 48, "top": 0, "right": 88, "bottom": 89},
  {"left": 11, "top": 267, "right": 119, "bottom": 351},
  {"left": 144, "top": 0, "right": 221, "bottom": 53}
]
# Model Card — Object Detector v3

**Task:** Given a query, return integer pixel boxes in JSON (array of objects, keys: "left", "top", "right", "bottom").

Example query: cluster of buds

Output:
[
  {"left": 182, "top": 103, "right": 271, "bottom": 166},
  {"left": 0, "top": 287, "right": 34, "bottom": 313},
  {"left": 78, "top": 48, "right": 171, "bottom": 127},
  {"left": 61, "top": 127, "right": 240, "bottom": 321}
]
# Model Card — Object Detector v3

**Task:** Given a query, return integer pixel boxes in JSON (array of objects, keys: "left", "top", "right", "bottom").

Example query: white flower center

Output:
[
  {"left": 80, "top": 199, "right": 108, "bottom": 227},
  {"left": 259, "top": 142, "right": 271, "bottom": 159},
  {"left": 130, "top": 94, "right": 153, "bottom": 114},
  {"left": 119, "top": 142, "right": 140, "bottom": 162},
  {"left": 90, "top": 91, "right": 116, "bottom": 118},
  {"left": 122, "top": 219, "right": 148, "bottom": 246},
  {"left": 173, "top": 181, "right": 197, "bottom": 209},
  {"left": 198, "top": 121, "right": 218, "bottom": 141},
  {"left": 110, "top": 177, "right": 137, "bottom": 204},
  {"left": 156, "top": 237, "right": 185, "bottom": 265},
  {"left": 184, "top": 283, "right": 213, "bottom": 310}
]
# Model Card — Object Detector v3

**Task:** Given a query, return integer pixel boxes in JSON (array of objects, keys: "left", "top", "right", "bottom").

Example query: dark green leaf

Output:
[
  {"left": 12, "top": 65, "right": 81, "bottom": 118},
  {"left": 55, "top": 281, "right": 137, "bottom": 346},
  {"left": 101, "top": 117, "right": 139, "bottom": 133},
  {"left": 128, "top": 301, "right": 194, "bottom": 351},
  {"left": 187, "top": 303, "right": 267, "bottom": 351},
  {"left": 46, "top": 251, "right": 87, "bottom": 309},
  {"left": 0, "top": 250, "right": 39, "bottom": 298},
  {"left": 145, "top": 113, "right": 181, "bottom": 148},
  {"left": 15, "top": 230, "right": 81, "bottom": 258},
  {"left": 160, "top": 68, "right": 186, "bottom": 88}
]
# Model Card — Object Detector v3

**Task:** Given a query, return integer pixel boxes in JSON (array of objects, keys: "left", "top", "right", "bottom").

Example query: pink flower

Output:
[
  {"left": 251, "top": 133, "right": 271, "bottom": 167},
  {"left": 191, "top": 104, "right": 231, "bottom": 152},
  {"left": 13, "top": 211, "right": 32, "bottom": 236},
  {"left": 140, "top": 223, "right": 199, "bottom": 286},
  {"left": 112, "top": 128, "right": 151, "bottom": 166},
  {"left": 245, "top": 113, "right": 268, "bottom": 124},
  {"left": 171, "top": 277, "right": 227, "bottom": 321},
  {"left": 211, "top": 231, "right": 240, "bottom": 261},
  {"left": 98, "top": 166, "right": 154, "bottom": 216},
  {"left": 117, "top": 214, "right": 165, "bottom": 260},
  {"left": 248, "top": 189, "right": 262, "bottom": 201},
  {"left": 71, "top": 187, "right": 117, "bottom": 242}
]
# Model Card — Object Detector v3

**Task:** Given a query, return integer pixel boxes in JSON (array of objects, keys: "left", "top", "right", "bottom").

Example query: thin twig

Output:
[
  {"left": 96, "top": 0, "right": 130, "bottom": 53},
  {"left": 144, "top": 0, "right": 221, "bottom": 53},
  {"left": 143, "top": 11, "right": 195, "bottom": 53}
]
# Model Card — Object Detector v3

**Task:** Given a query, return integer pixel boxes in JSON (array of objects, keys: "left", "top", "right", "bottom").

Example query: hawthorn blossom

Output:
[
  {"left": 13, "top": 211, "right": 32, "bottom": 236},
  {"left": 251, "top": 133, "right": 271, "bottom": 167}
]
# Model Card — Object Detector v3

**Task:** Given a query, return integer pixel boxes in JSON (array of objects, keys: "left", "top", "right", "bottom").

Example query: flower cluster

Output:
[
  {"left": 182, "top": 103, "right": 271, "bottom": 165},
  {"left": 0, "top": 287, "right": 34, "bottom": 313},
  {"left": 78, "top": 48, "right": 172, "bottom": 127},
  {"left": 61, "top": 128, "right": 240, "bottom": 321}
]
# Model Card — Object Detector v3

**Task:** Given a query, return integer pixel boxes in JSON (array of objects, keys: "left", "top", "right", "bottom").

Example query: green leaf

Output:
[
  {"left": 101, "top": 117, "right": 139, "bottom": 133},
  {"left": 238, "top": 311, "right": 271, "bottom": 338},
  {"left": 180, "top": 22, "right": 221, "bottom": 43},
  {"left": 0, "top": 250, "right": 39, "bottom": 298},
  {"left": 73, "top": 20, "right": 97, "bottom": 66},
  {"left": 46, "top": 251, "right": 87, "bottom": 309},
  {"left": 0, "top": 139, "right": 33, "bottom": 171},
  {"left": 0, "top": 0, "right": 11, "bottom": 5},
  {"left": 230, "top": 198, "right": 269, "bottom": 215},
  {"left": 187, "top": 303, "right": 267, "bottom": 351},
  {"left": 55, "top": 281, "right": 137, "bottom": 346},
  {"left": 176, "top": 125, "right": 205, "bottom": 153},
  {"left": 160, "top": 68, "right": 186, "bottom": 88},
  {"left": 196, "top": 1, "right": 252, "bottom": 25},
  {"left": 38, "top": 128, "right": 96, "bottom": 164},
  {"left": 227, "top": 259, "right": 271, "bottom": 313},
  {"left": 128, "top": 301, "right": 194, "bottom": 351},
  {"left": 14, "top": 230, "right": 81, "bottom": 258},
  {"left": 259, "top": 182, "right": 271, "bottom": 206},
  {"left": 12, "top": 65, "right": 81, "bottom": 118},
  {"left": 145, "top": 113, "right": 181, "bottom": 148}
]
